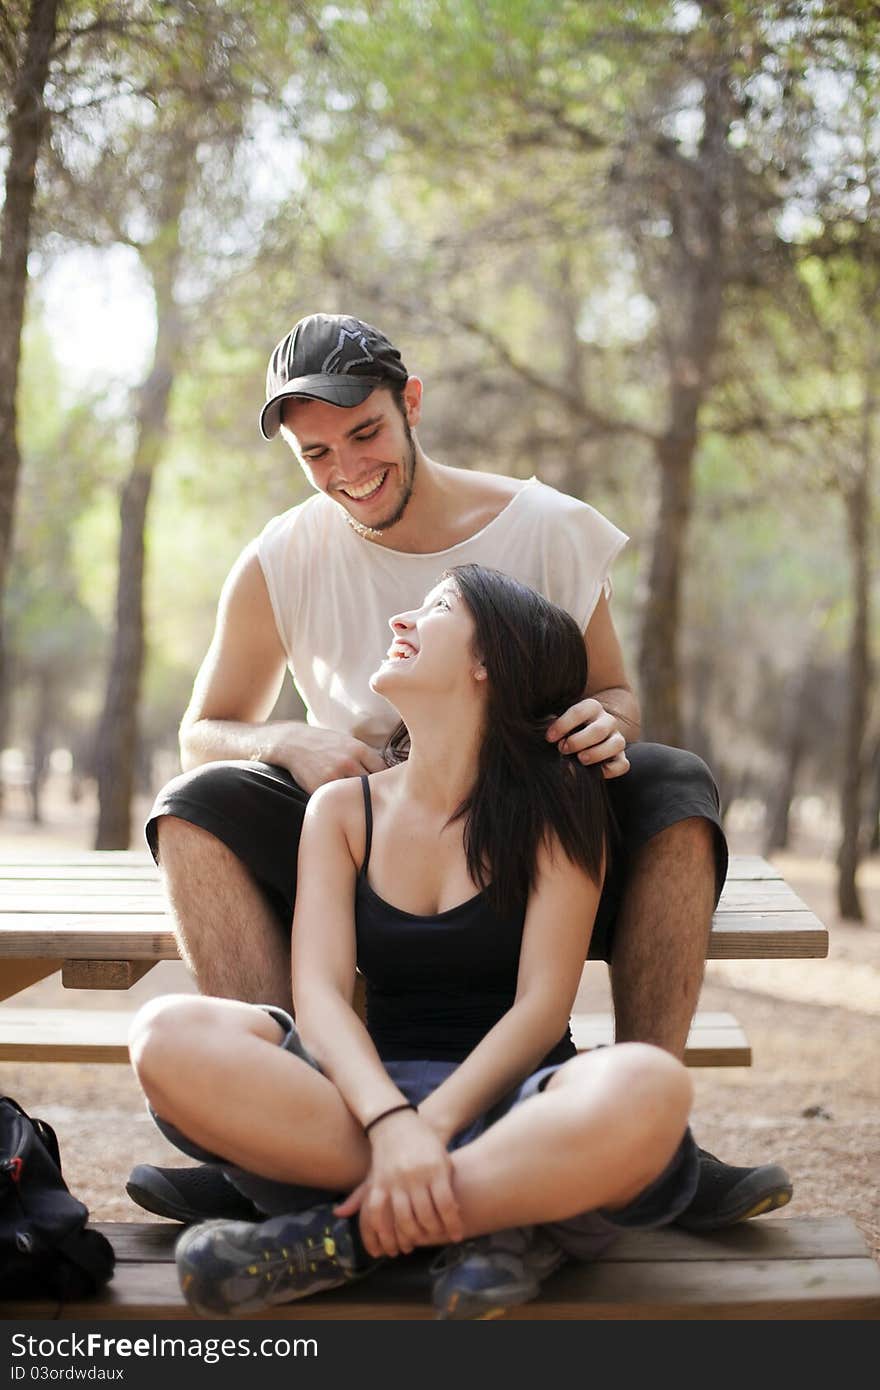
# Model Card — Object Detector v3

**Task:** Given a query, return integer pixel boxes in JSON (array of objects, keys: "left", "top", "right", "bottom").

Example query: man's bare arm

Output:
[
  {"left": 179, "top": 545, "right": 385, "bottom": 790},
  {"left": 582, "top": 590, "right": 641, "bottom": 735},
  {"left": 545, "top": 591, "right": 640, "bottom": 779}
]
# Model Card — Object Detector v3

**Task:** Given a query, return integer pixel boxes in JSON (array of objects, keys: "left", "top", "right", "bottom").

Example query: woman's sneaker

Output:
[
  {"left": 175, "top": 1204, "right": 375, "bottom": 1317},
  {"left": 430, "top": 1226, "right": 568, "bottom": 1320}
]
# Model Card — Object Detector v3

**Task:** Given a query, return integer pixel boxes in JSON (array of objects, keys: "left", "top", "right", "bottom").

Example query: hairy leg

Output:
[
  {"left": 447, "top": 1045, "right": 693, "bottom": 1237},
  {"left": 129, "top": 995, "right": 370, "bottom": 1189},
  {"left": 608, "top": 817, "right": 716, "bottom": 1058},
  {"left": 156, "top": 816, "right": 293, "bottom": 1012}
]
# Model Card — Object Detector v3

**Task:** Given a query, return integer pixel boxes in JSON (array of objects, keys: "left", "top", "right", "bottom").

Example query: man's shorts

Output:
[
  {"left": 146, "top": 742, "right": 728, "bottom": 961},
  {"left": 151, "top": 1006, "right": 700, "bottom": 1261}
]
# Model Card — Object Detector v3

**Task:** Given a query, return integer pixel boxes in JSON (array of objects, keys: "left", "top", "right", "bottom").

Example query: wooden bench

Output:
[
  {"left": 2, "top": 1217, "right": 878, "bottom": 1320},
  {"left": 0, "top": 851, "right": 828, "bottom": 1066},
  {"left": 2, "top": 850, "right": 875, "bottom": 1322},
  {"left": 0, "top": 1005, "right": 751, "bottom": 1066}
]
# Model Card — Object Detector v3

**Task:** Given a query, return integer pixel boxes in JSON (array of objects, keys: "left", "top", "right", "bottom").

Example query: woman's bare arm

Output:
[
  {"left": 290, "top": 780, "right": 407, "bottom": 1124},
  {"left": 293, "top": 779, "right": 463, "bottom": 1255}
]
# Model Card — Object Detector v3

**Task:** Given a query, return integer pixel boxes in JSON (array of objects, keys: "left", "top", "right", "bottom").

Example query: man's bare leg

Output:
[
  {"left": 608, "top": 815, "right": 793, "bottom": 1230},
  {"left": 155, "top": 816, "right": 293, "bottom": 1013},
  {"left": 609, "top": 816, "right": 716, "bottom": 1058}
]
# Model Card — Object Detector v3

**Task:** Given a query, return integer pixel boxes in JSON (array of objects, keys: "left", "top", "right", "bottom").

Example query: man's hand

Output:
[
  {"left": 264, "top": 724, "right": 387, "bottom": 793},
  {"left": 333, "top": 1110, "right": 464, "bottom": 1258},
  {"left": 546, "top": 698, "right": 630, "bottom": 780}
]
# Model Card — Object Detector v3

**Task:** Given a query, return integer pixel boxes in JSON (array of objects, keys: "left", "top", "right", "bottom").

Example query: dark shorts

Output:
[
  {"left": 152, "top": 1007, "right": 700, "bottom": 1261},
  {"left": 145, "top": 742, "right": 728, "bottom": 961}
]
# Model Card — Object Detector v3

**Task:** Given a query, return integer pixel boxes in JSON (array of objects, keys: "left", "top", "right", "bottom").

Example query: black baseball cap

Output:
[{"left": 260, "top": 313, "right": 409, "bottom": 440}]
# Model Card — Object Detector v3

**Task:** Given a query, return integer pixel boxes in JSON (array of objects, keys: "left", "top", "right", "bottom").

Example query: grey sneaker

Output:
[
  {"left": 175, "top": 1204, "right": 375, "bottom": 1317},
  {"left": 126, "top": 1163, "right": 260, "bottom": 1224},
  {"left": 430, "top": 1225, "right": 568, "bottom": 1320}
]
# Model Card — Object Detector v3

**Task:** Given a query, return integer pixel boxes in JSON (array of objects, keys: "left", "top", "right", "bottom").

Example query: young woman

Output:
[{"left": 130, "top": 564, "right": 697, "bottom": 1320}]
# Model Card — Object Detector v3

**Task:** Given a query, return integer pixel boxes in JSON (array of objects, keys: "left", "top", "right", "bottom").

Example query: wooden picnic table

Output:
[
  {"left": 0, "top": 850, "right": 830, "bottom": 988},
  {"left": 0, "top": 849, "right": 828, "bottom": 1067}
]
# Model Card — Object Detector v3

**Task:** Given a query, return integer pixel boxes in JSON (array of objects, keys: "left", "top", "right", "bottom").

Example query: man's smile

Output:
[{"left": 339, "top": 468, "right": 390, "bottom": 501}]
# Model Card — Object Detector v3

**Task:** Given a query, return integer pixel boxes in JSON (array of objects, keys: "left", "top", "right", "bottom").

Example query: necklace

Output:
[{"left": 342, "top": 510, "right": 382, "bottom": 541}]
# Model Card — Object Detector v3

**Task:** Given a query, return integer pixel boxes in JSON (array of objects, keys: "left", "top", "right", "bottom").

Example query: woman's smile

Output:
[{"left": 385, "top": 638, "right": 418, "bottom": 664}]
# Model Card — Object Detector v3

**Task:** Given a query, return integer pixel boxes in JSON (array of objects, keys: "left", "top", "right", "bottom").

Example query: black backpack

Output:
[{"left": 0, "top": 1095, "right": 115, "bottom": 1301}]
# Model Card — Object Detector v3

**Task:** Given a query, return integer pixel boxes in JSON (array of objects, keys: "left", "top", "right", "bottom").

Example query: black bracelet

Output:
[{"left": 364, "top": 1102, "right": 417, "bottom": 1135}]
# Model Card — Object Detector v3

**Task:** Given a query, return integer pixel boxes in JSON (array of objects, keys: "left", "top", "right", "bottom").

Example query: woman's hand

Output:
[{"left": 333, "top": 1110, "right": 464, "bottom": 1258}]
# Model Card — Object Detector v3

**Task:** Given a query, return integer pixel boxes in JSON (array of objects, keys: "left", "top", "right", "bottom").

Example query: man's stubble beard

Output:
[{"left": 343, "top": 420, "right": 417, "bottom": 538}]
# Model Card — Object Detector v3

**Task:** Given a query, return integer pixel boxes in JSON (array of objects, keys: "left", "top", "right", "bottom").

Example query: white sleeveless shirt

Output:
[{"left": 256, "top": 476, "right": 628, "bottom": 750}]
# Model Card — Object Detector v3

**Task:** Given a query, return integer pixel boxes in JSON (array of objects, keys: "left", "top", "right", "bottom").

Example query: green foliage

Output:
[{"left": 2, "top": 0, "right": 877, "bottom": 825}]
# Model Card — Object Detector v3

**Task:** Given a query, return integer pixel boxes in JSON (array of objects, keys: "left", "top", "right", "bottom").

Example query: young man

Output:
[{"left": 128, "top": 313, "right": 792, "bottom": 1234}]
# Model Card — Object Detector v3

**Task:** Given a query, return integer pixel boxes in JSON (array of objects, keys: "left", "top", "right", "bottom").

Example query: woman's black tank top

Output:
[{"left": 355, "top": 776, "right": 575, "bottom": 1066}]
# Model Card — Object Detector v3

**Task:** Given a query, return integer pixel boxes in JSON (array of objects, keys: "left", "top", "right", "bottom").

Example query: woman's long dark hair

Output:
[{"left": 385, "top": 563, "right": 612, "bottom": 918}]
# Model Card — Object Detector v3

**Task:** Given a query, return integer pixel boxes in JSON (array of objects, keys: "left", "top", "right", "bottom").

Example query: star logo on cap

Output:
[{"left": 322, "top": 327, "right": 376, "bottom": 375}]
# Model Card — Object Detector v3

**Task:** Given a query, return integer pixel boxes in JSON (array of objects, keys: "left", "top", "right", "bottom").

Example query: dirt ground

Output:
[{"left": 1, "top": 780, "right": 878, "bottom": 1268}]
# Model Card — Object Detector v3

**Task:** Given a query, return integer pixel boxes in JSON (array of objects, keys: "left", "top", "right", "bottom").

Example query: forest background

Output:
[
  {"left": 0, "top": 0, "right": 878, "bottom": 915},
  {"left": 1, "top": 0, "right": 879, "bottom": 1284}
]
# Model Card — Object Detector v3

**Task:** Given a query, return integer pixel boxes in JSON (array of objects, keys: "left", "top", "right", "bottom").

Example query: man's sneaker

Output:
[
  {"left": 675, "top": 1150, "right": 793, "bottom": 1232},
  {"left": 175, "top": 1205, "right": 374, "bottom": 1317},
  {"left": 430, "top": 1226, "right": 568, "bottom": 1321},
  {"left": 126, "top": 1163, "right": 261, "bottom": 1224}
]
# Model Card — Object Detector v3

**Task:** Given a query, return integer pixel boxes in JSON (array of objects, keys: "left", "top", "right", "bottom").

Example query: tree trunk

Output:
[
  {"left": 94, "top": 140, "right": 194, "bottom": 849},
  {"left": 0, "top": 0, "right": 60, "bottom": 760},
  {"left": 94, "top": 465, "right": 153, "bottom": 847},
  {"left": 29, "top": 669, "right": 53, "bottom": 824},
  {"left": 0, "top": 645, "right": 14, "bottom": 814},
  {"left": 763, "top": 660, "right": 816, "bottom": 855},
  {"left": 636, "top": 71, "right": 728, "bottom": 746},
  {"left": 638, "top": 429, "right": 694, "bottom": 746},
  {"left": 836, "top": 362, "right": 874, "bottom": 920},
  {"left": 866, "top": 736, "right": 880, "bottom": 855}
]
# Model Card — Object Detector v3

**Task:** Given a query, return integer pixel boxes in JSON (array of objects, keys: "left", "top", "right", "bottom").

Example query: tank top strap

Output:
[{"left": 359, "top": 774, "right": 373, "bottom": 876}]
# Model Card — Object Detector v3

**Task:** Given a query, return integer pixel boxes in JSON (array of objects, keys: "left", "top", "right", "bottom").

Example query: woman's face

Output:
[{"left": 370, "top": 579, "right": 485, "bottom": 702}]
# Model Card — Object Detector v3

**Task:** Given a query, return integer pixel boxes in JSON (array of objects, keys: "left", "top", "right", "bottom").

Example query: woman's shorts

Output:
[
  {"left": 145, "top": 742, "right": 728, "bottom": 961},
  {"left": 152, "top": 1007, "right": 700, "bottom": 1262}
]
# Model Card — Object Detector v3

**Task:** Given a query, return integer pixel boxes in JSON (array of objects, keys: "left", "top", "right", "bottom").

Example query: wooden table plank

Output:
[
  {"left": 0, "top": 851, "right": 790, "bottom": 879},
  {"left": 0, "top": 910, "right": 827, "bottom": 962},
  {"left": 0, "top": 881, "right": 813, "bottom": 911},
  {"left": 714, "top": 880, "right": 813, "bottom": 911},
  {"left": 0, "top": 918, "right": 176, "bottom": 957},
  {"left": 0, "top": 892, "right": 165, "bottom": 911},
  {"left": 706, "top": 913, "right": 828, "bottom": 958},
  {"left": 0, "top": 851, "right": 154, "bottom": 866},
  {"left": 721, "top": 856, "right": 785, "bottom": 880},
  {"left": 0, "top": 868, "right": 162, "bottom": 883}
]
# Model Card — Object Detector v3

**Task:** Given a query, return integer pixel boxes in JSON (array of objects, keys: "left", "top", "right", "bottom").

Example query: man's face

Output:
[{"left": 281, "top": 382, "right": 421, "bottom": 533}]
